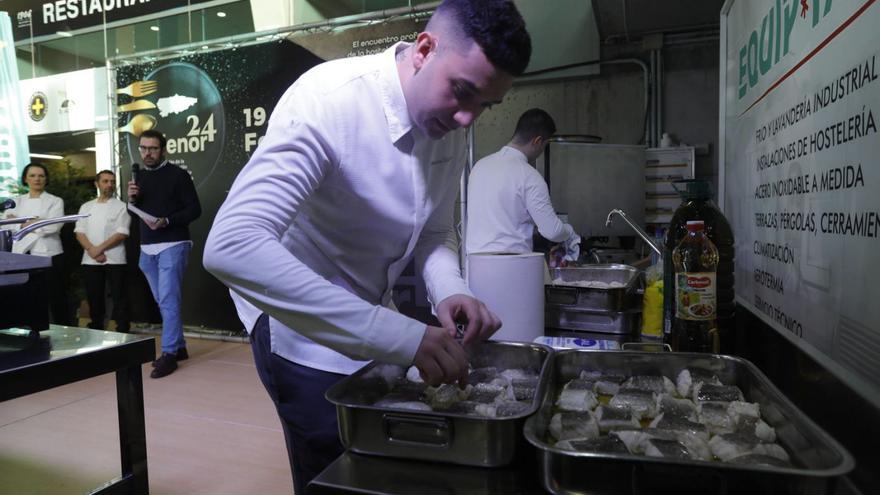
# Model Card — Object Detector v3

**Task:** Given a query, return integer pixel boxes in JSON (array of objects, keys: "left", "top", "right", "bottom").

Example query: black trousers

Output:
[
  {"left": 82, "top": 264, "right": 130, "bottom": 332},
  {"left": 250, "top": 314, "right": 345, "bottom": 494},
  {"left": 48, "top": 253, "right": 72, "bottom": 326}
]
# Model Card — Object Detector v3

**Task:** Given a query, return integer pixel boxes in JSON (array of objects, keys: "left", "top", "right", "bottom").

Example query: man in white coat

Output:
[
  {"left": 75, "top": 170, "right": 131, "bottom": 332},
  {"left": 466, "top": 108, "right": 579, "bottom": 255}
]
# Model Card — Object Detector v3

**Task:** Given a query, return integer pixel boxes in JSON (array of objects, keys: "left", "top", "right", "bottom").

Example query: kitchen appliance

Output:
[{"left": 542, "top": 142, "right": 646, "bottom": 238}]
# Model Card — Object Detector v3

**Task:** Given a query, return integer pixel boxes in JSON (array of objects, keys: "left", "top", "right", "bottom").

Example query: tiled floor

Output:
[{"left": 0, "top": 337, "right": 294, "bottom": 495}]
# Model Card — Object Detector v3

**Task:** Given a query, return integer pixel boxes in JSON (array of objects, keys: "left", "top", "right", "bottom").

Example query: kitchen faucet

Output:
[
  {"left": 0, "top": 214, "right": 89, "bottom": 252},
  {"left": 605, "top": 209, "right": 662, "bottom": 259}
]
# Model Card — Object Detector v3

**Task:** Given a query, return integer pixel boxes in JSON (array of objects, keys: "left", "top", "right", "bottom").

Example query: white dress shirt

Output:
[
  {"left": 466, "top": 146, "right": 574, "bottom": 254},
  {"left": 5, "top": 192, "right": 64, "bottom": 256},
  {"left": 75, "top": 197, "right": 130, "bottom": 265},
  {"left": 204, "top": 43, "right": 471, "bottom": 375}
]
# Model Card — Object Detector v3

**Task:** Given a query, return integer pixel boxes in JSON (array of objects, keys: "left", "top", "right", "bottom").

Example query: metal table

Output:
[
  {"left": 0, "top": 326, "right": 156, "bottom": 495},
  {"left": 308, "top": 450, "right": 544, "bottom": 495}
]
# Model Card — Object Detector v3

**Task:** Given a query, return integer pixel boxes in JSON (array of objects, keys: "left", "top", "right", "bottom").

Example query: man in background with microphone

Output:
[{"left": 128, "top": 129, "right": 202, "bottom": 379}]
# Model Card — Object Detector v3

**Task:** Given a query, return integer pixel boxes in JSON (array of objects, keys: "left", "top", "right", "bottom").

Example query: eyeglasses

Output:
[{"left": 138, "top": 145, "right": 161, "bottom": 152}]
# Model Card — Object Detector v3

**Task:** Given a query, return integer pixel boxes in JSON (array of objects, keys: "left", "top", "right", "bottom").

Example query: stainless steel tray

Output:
[
  {"left": 524, "top": 350, "right": 854, "bottom": 495},
  {"left": 546, "top": 264, "right": 642, "bottom": 312},
  {"left": 325, "top": 341, "right": 552, "bottom": 467},
  {"left": 544, "top": 306, "right": 641, "bottom": 335}
]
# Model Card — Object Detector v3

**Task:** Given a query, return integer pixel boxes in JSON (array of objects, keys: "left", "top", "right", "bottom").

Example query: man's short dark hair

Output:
[
  {"left": 96, "top": 169, "right": 115, "bottom": 181},
  {"left": 21, "top": 162, "right": 49, "bottom": 186},
  {"left": 432, "top": 0, "right": 532, "bottom": 76},
  {"left": 139, "top": 129, "right": 167, "bottom": 148},
  {"left": 512, "top": 108, "right": 556, "bottom": 143}
]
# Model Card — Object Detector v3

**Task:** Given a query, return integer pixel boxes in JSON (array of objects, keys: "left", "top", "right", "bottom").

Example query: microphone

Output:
[
  {"left": 130, "top": 163, "right": 140, "bottom": 205},
  {"left": 0, "top": 198, "right": 15, "bottom": 212}
]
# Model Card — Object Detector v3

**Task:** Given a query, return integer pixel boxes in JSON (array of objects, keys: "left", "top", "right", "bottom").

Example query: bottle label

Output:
[{"left": 675, "top": 272, "right": 717, "bottom": 320}]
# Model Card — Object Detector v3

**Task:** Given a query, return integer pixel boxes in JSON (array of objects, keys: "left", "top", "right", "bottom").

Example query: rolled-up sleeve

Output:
[
  {"left": 74, "top": 203, "right": 89, "bottom": 234},
  {"left": 114, "top": 203, "right": 131, "bottom": 236}
]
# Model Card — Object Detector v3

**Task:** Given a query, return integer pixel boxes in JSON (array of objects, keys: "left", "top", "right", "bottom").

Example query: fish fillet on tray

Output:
[{"left": 524, "top": 350, "right": 854, "bottom": 495}]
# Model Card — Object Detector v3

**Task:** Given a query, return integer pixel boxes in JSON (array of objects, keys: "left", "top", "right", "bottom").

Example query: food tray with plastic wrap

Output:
[
  {"left": 325, "top": 341, "right": 552, "bottom": 467},
  {"left": 523, "top": 350, "right": 854, "bottom": 495}
]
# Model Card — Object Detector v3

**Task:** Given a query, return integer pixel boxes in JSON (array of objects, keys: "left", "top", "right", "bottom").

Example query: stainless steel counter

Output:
[
  {"left": 0, "top": 326, "right": 156, "bottom": 495},
  {"left": 308, "top": 451, "right": 543, "bottom": 495},
  {"left": 309, "top": 313, "right": 869, "bottom": 495}
]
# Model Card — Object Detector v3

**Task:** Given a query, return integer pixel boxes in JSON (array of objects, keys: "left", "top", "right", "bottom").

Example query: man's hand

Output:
[
  {"left": 127, "top": 180, "right": 139, "bottom": 201},
  {"left": 413, "top": 326, "right": 469, "bottom": 386},
  {"left": 436, "top": 294, "right": 502, "bottom": 345},
  {"left": 86, "top": 246, "right": 104, "bottom": 260},
  {"left": 95, "top": 253, "right": 107, "bottom": 263},
  {"left": 146, "top": 217, "right": 168, "bottom": 230}
]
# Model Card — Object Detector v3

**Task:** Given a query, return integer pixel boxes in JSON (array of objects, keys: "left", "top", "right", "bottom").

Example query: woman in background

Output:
[{"left": 5, "top": 163, "right": 71, "bottom": 325}]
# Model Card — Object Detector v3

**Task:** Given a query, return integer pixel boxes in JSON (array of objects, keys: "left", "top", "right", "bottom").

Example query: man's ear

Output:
[{"left": 412, "top": 32, "right": 438, "bottom": 70}]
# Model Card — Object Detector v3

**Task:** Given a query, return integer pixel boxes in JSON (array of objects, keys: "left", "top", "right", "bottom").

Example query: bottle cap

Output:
[{"left": 673, "top": 179, "right": 712, "bottom": 200}]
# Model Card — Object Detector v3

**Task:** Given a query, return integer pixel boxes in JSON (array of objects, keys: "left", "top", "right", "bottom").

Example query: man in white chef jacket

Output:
[
  {"left": 203, "top": 0, "right": 532, "bottom": 491},
  {"left": 466, "top": 108, "right": 579, "bottom": 256},
  {"left": 75, "top": 170, "right": 131, "bottom": 333}
]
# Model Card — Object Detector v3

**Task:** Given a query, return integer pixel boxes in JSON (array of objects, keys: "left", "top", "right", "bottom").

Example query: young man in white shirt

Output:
[
  {"left": 204, "top": 0, "right": 531, "bottom": 490},
  {"left": 466, "top": 108, "right": 579, "bottom": 255},
  {"left": 75, "top": 170, "right": 131, "bottom": 332}
]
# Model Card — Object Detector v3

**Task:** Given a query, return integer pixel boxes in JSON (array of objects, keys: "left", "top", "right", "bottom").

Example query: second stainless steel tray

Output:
[
  {"left": 546, "top": 264, "right": 642, "bottom": 312},
  {"left": 524, "top": 350, "right": 854, "bottom": 495},
  {"left": 544, "top": 306, "right": 641, "bottom": 335},
  {"left": 326, "top": 341, "right": 552, "bottom": 467}
]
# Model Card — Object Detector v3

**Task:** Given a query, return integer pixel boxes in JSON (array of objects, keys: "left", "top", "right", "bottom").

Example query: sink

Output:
[{"left": 584, "top": 248, "right": 641, "bottom": 265}]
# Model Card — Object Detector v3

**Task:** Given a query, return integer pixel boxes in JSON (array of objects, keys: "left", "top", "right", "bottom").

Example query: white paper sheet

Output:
[{"left": 127, "top": 203, "right": 159, "bottom": 224}]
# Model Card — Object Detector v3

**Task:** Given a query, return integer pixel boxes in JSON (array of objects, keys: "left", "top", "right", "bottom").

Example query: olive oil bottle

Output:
[{"left": 669, "top": 221, "right": 720, "bottom": 353}]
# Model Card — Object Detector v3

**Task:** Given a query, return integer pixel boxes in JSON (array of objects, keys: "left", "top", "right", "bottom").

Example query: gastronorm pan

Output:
[
  {"left": 524, "top": 350, "right": 854, "bottom": 495},
  {"left": 325, "top": 341, "right": 552, "bottom": 467},
  {"left": 546, "top": 264, "right": 642, "bottom": 312},
  {"left": 544, "top": 306, "right": 641, "bottom": 335}
]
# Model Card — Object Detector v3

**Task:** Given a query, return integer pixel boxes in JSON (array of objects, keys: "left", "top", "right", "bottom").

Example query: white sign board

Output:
[
  {"left": 18, "top": 67, "right": 109, "bottom": 136},
  {"left": 721, "top": 0, "right": 880, "bottom": 393}
]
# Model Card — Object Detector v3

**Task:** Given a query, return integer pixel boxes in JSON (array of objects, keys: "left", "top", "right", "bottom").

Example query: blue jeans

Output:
[{"left": 139, "top": 242, "right": 191, "bottom": 354}]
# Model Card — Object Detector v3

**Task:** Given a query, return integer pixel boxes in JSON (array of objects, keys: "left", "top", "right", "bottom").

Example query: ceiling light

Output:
[
  {"left": 29, "top": 153, "right": 64, "bottom": 160},
  {"left": 84, "top": 147, "right": 97, "bottom": 152},
  {"left": 216, "top": 11, "right": 227, "bottom": 18},
  {"left": 56, "top": 31, "right": 73, "bottom": 37},
  {"left": 150, "top": 26, "right": 159, "bottom": 32}
]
